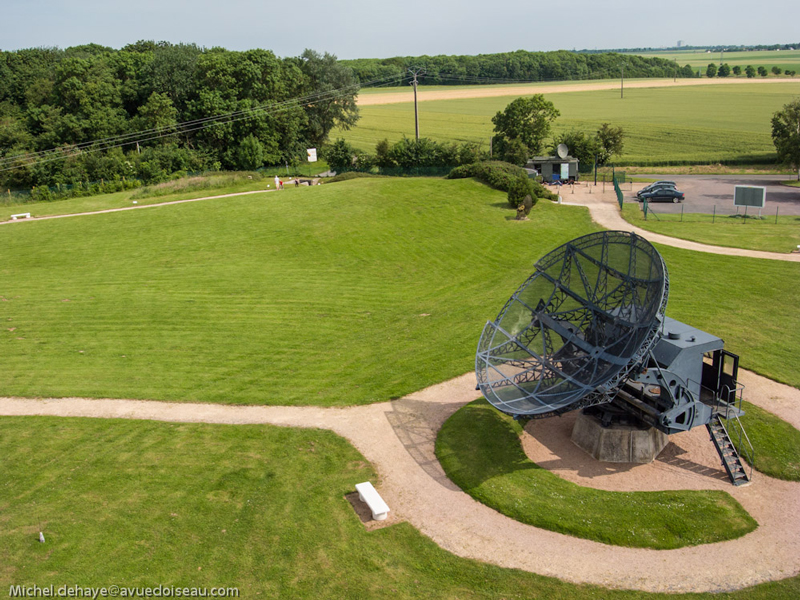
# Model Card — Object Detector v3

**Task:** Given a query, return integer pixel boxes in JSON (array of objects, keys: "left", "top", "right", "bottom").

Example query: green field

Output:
[
  {"left": 3, "top": 416, "right": 799, "bottom": 599},
  {"left": 339, "top": 82, "right": 800, "bottom": 165},
  {"left": 621, "top": 202, "right": 800, "bottom": 253},
  {"left": 634, "top": 49, "right": 800, "bottom": 74},
  {"left": 1, "top": 178, "right": 799, "bottom": 406},
  {"left": 436, "top": 399, "right": 757, "bottom": 549}
]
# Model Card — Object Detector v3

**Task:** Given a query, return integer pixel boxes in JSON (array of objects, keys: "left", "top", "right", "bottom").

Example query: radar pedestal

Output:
[{"left": 571, "top": 409, "right": 669, "bottom": 464}]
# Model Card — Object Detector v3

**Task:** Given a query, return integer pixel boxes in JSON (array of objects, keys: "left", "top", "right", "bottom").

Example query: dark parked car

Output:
[
  {"left": 637, "top": 181, "right": 676, "bottom": 198},
  {"left": 639, "top": 187, "right": 685, "bottom": 203}
]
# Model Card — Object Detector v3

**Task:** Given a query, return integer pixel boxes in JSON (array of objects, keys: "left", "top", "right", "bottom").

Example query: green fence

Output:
[{"left": 612, "top": 173, "right": 624, "bottom": 209}]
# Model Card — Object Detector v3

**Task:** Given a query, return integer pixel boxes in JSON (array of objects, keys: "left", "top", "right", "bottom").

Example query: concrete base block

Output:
[{"left": 571, "top": 411, "right": 669, "bottom": 463}]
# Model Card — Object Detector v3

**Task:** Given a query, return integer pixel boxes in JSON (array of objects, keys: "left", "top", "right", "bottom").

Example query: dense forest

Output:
[
  {"left": 1, "top": 44, "right": 697, "bottom": 191},
  {"left": 0, "top": 42, "right": 359, "bottom": 190},
  {"left": 341, "top": 50, "right": 696, "bottom": 85}
]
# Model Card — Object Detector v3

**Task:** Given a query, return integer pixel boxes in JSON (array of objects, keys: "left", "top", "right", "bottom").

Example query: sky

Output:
[{"left": 3, "top": 0, "right": 799, "bottom": 59}]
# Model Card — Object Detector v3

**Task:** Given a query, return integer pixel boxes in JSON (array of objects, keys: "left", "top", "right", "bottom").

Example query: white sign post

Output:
[{"left": 307, "top": 148, "right": 317, "bottom": 163}]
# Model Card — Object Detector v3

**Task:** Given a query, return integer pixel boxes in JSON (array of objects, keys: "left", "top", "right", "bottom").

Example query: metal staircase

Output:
[{"left": 707, "top": 414, "right": 752, "bottom": 486}]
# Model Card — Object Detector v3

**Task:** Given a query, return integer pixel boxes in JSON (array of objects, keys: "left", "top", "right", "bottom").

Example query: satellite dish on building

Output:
[{"left": 556, "top": 144, "right": 569, "bottom": 159}]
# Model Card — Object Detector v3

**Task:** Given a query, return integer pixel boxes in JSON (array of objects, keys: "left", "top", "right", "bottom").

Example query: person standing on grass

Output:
[{"left": 274, "top": 175, "right": 280, "bottom": 190}]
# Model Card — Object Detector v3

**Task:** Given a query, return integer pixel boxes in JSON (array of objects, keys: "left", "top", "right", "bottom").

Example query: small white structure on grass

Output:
[{"left": 355, "top": 481, "right": 389, "bottom": 521}]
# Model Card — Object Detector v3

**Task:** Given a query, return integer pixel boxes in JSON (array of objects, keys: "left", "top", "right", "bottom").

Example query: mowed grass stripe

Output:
[
  {"left": 0, "top": 179, "right": 599, "bottom": 405},
  {"left": 2, "top": 177, "right": 798, "bottom": 406}
]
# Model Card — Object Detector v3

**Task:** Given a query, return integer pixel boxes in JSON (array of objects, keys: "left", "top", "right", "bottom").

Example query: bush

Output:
[
  {"left": 772, "top": 66, "right": 782, "bottom": 75},
  {"left": 323, "top": 139, "right": 358, "bottom": 173},
  {"left": 447, "top": 161, "right": 557, "bottom": 202},
  {"left": 447, "top": 161, "right": 527, "bottom": 191},
  {"left": 323, "top": 172, "right": 386, "bottom": 184},
  {"left": 507, "top": 175, "right": 537, "bottom": 209}
]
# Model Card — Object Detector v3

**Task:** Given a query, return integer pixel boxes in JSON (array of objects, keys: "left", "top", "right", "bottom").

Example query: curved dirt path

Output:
[
  {"left": 359, "top": 77, "right": 799, "bottom": 106},
  {"left": 560, "top": 185, "right": 800, "bottom": 262},
  {"left": 2, "top": 368, "right": 798, "bottom": 593}
]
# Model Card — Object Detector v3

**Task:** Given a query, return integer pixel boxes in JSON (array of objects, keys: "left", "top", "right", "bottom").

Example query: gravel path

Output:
[
  {"left": 2, "top": 367, "right": 798, "bottom": 593},
  {"left": 559, "top": 185, "right": 800, "bottom": 262}
]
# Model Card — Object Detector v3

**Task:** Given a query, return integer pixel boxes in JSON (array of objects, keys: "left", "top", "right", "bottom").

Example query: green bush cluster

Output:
[
  {"left": 27, "top": 177, "right": 142, "bottom": 202},
  {"left": 323, "top": 137, "right": 488, "bottom": 174},
  {"left": 323, "top": 172, "right": 387, "bottom": 183},
  {"left": 447, "top": 161, "right": 558, "bottom": 204}
]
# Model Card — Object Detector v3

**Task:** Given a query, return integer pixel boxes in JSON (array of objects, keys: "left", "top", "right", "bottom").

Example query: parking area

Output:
[{"left": 627, "top": 175, "right": 800, "bottom": 216}]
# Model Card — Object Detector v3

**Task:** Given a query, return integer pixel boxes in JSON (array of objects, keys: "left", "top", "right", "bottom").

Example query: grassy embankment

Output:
[
  {"left": 0, "top": 168, "right": 328, "bottom": 222},
  {"left": 436, "top": 399, "right": 757, "bottom": 549},
  {"left": 620, "top": 202, "right": 800, "bottom": 253},
  {"left": 339, "top": 82, "right": 800, "bottom": 167},
  {"left": 3, "top": 416, "right": 799, "bottom": 599},
  {"left": 1, "top": 177, "right": 799, "bottom": 404}
]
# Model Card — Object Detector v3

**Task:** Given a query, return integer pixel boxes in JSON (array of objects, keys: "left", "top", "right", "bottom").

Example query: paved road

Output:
[{"left": 628, "top": 175, "right": 800, "bottom": 216}]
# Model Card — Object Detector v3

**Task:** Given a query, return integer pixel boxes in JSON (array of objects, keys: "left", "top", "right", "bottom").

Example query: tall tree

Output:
[
  {"left": 550, "top": 130, "right": 598, "bottom": 172},
  {"left": 492, "top": 95, "right": 560, "bottom": 157},
  {"left": 772, "top": 98, "right": 800, "bottom": 180},
  {"left": 296, "top": 49, "right": 360, "bottom": 148},
  {"left": 596, "top": 123, "right": 625, "bottom": 165}
]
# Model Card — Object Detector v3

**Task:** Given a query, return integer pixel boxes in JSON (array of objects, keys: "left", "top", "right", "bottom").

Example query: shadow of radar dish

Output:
[{"left": 476, "top": 231, "right": 669, "bottom": 417}]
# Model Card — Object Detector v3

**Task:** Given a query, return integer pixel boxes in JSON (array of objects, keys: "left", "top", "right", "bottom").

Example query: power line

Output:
[{"left": 0, "top": 73, "right": 408, "bottom": 173}]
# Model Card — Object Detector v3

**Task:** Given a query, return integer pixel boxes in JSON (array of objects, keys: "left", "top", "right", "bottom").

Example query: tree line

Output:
[
  {"left": 0, "top": 42, "right": 359, "bottom": 190},
  {"left": 342, "top": 50, "right": 697, "bottom": 86}
]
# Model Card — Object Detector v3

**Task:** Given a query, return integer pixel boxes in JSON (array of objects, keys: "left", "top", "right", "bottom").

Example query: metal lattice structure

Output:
[{"left": 476, "top": 231, "right": 669, "bottom": 417}]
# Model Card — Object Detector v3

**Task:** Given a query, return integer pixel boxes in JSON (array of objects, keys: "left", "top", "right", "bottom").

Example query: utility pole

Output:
[
  {"left": 620, "top": 63, "right": 625, "bottom": 99},
  {"left": 409, "top": 68, "right": 422, "bottom": 140}
]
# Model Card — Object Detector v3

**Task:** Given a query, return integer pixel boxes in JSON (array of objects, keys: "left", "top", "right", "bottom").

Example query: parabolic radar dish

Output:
[{"left": 476, "top": 231, "right": 669, "bottom": 417}]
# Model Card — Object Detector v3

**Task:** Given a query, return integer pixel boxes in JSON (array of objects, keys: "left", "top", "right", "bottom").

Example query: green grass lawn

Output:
[
  {"left": 620, "top": 202, "right": 800, "bottom": 253},
  {"left": 436, "top": 400, "right": 757, "bottom": 549},
  {"left": 729, "top": 401, "right": 800, "bottom": 481},
  {"left": 2, "top": 416, "right": 797, "bottom": 599},
  {"left": 0, "top": 178, "right": 600, "bottom": 405},
  {"left": 1, "top": 177, "right": 798, "bottom": 405},
  {"left": 338, "top": 82, "right": 800, "bottom": 165},
  {"left": 0, "top": 168, "right": 328, "bottom": 222}
]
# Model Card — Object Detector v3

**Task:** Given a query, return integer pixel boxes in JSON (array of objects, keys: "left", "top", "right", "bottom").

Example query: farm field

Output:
[
  {"left": 634, "top": 49, "right": 800, "bottom": 73},
  {"left": 1, "top": 177, "right": 799, "bottom": 406},
  {"left": 339, "top": 82, "right": 800, "bottom": 165}
]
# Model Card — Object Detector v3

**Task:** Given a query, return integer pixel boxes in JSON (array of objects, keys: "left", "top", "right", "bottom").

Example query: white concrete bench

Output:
[
  {"left": 11, "top": 213, "right": 31, "bottom": 220},
  {"left": 355, "top": 481, "right": 390, "bottom": 521}
]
